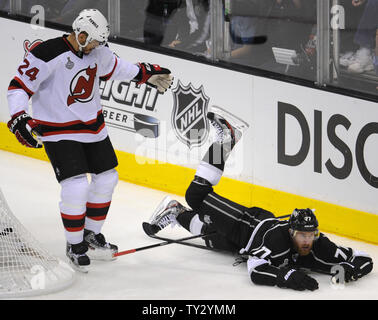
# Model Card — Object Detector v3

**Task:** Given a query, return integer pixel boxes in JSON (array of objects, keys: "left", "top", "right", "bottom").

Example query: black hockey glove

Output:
[
  {"left": 337, "top": 262, "right": 360, "bottom": 282},
  {"left": 277, "top": 267, "right": 319, "bottom": 291},
  {"left": 135, "top": 62, "right": 173, "bottom": 93},
  {"left": 335, "top": 256, "right": 373, "bottom": 283},
  {"left": 7, "top": 111, "right": 42, "bottom": 148}
]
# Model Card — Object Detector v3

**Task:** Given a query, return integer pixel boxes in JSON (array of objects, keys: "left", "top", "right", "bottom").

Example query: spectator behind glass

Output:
[
  {"left": 228, "top": 0, "right": 271, "bottom": 66},
  {"left": 339, "top": 0, "right": 378, "bottom": 76},
  {"left": 51, "top": 0, "right": 107, "bottom": 26},
  {"left": 167, "top": 0, "right": 211, "bottom": 55},
  {"left": 255, "top": 0, "right": 317, "bottom": 80},
  {"left": 119, "top": 0, "right": 148, "bottom": 41},
  {"left": 143, "top": 0, "right": 184, "bottom": 46}
]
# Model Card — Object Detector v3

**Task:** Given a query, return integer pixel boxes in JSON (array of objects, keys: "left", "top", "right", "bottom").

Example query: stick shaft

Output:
[
  {"left": 114, "top": 232, "right": 212, "bottom": 257},
  {"left": 114, "top": 242, "right": 168, "bottom": 257},
  {"left": 149, "top": 231, "right": 217, "bottom": 252}
]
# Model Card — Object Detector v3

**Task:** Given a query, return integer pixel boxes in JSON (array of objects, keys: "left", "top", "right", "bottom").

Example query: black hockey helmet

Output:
[{"left": 288, "top": 208, "right": 319, "bottom": 233}]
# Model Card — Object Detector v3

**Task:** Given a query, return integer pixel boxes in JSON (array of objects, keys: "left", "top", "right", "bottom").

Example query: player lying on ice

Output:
[
  {"left": 144, "top": 107, "right": 373, "bottom": 291},
  {"left": 6, "top": 8, "right": 173, "bottom": 272}
]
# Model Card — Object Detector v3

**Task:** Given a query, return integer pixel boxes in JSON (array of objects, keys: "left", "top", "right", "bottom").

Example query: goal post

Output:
[{"left": 0, "top": 188, "right": 75, "bottom": 298}]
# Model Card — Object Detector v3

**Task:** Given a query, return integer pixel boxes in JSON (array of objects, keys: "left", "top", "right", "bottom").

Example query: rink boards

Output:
[{"left": 0, "top": 18, "right": 377, "bottom": 244}]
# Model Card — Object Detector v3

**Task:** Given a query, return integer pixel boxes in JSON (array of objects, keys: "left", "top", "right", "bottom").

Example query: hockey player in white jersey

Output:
[{"left": 6, "top": 9, "right": 173, "bottom": 272}]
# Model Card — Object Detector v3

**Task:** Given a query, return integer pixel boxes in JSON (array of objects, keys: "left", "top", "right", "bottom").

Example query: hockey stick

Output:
[
  {"left": 113, "top": 231, "right": 216, "bottom": 258},
  {"left": 114, "top": 214, "right": 292, "bottom": 258},
  {"left": 147, "top": 233, "right": 219, "bottom": 252},
  {"left": 142, "top": 221, "right": 218, "bottom": 252}
]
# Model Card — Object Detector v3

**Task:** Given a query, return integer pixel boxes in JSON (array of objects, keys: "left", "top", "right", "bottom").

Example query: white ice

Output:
[{"left": 0, "top": 149, "right": 377, "bottom": 300}]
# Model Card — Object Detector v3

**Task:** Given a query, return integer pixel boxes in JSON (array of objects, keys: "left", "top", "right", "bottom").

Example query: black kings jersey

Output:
[{"left": 243, "top": 218, "right": 372, "bottom": 287}]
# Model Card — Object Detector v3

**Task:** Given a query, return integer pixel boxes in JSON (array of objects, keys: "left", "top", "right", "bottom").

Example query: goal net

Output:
[{"left": 0, "top": 188, "right": 75, "bottom": 298}]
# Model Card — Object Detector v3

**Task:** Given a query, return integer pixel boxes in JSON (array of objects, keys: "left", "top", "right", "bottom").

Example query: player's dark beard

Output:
[{"left": 293, "top": 241, "right": 313, "bottom": 256}]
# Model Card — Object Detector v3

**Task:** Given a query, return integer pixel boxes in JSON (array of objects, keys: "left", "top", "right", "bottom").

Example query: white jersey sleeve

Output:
[
  {"left": 96, "top": 46, "right": 140, "bottom": 82},
  {"left": 7, "top": 52, "right": 52, "bottom": 116}
]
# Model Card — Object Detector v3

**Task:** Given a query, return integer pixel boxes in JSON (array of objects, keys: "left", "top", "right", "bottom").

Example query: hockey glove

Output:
[
  {"left": 7, "top": 111, "right": 42, "bottom": 148},
  {"left": 277, "top": 267, "right": 319, "bottom": 291},
  {"left": 337, "top": 262, "right": 359, "bottom": 282},
  {"left": 335, "top": 255, "right": 373, "bottom": 283},
  {"left": 135, "top": 62, "right": 173, "bottom": 93}
]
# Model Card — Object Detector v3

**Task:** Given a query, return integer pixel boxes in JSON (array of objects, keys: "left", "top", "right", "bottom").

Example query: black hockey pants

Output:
[{"left": 185, "top": 180, "right": 275, "bottom": 253}]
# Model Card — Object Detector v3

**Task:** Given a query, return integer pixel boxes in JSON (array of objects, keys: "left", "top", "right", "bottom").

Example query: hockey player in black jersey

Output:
[{"left": 144, "top": 107, "right": 373, "bottom": 291}]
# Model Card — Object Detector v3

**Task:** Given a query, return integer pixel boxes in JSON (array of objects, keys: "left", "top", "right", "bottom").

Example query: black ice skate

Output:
[
  {"left": 143, "top": 196, "right": 186, "bottom": 236},
  {"left": 207, "top": 105, "right": 249, "bottom": 148},
  {"left": 66, "top": 241, "right": 90, "bottom": 273},
  {"left": 84, "top": 229, "right": 118, "bottom": 261}
]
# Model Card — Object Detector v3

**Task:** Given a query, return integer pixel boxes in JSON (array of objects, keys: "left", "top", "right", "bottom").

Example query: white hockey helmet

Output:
[{"left": 72, "top": 9, "right": 110, "bottom": 50}]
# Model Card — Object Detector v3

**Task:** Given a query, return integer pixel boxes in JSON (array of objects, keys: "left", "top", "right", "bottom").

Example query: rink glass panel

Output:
[{"left": 0, "top": 0, "right": 376, "bottom": 99}]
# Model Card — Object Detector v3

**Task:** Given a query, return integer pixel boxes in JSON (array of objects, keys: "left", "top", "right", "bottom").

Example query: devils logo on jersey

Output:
[{"left": 67, "top": 64, "right": 97, "bottom": 106}]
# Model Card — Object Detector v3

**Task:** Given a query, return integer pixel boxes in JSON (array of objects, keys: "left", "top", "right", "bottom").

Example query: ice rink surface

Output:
[{"left": 0, "top": 149, "right": 377, "bottom": 300}]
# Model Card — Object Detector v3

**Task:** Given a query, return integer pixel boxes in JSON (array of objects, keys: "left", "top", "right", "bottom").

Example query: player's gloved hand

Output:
[
  {"left": 7, "top": 111, "right": 42, "bottom": 148},
  {"left": 135, "top": 62, "right": 173, "bottom": 93},
  {"left": 337, "top": 262, "right": 360, "bottom": 282},
  {"left": 277, "top": 267, "right": 319, "bottom": 291},
  {"left": 332, "top": 254, "right": 373, "bottom": 284}
]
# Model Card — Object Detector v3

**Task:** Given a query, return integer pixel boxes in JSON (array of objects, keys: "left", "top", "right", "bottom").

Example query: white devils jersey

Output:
[{"left": 7, "top": 35, "right": 140, "bottom": 143}]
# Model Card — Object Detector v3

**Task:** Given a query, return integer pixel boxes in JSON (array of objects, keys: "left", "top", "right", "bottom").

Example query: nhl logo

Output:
[{"left": 171, "top": 80, "right": 209, "bottom": 149}]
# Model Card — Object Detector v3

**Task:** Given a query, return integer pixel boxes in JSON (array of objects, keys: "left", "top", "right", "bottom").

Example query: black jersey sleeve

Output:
[
  {"left": 247, "top": 256, "right": 281, "bottom": 287},
  {"left": 310, "top": 234, "right": 354, "bottom": 266},
  {"left": 247, "top": 255, "right": 319, "bottom": 291},
  {"left": 300, "top": 234, "right": 373, "bottom": 279},
  {"left": 245, "top": 220, "right": 294, "bottom": 288}
]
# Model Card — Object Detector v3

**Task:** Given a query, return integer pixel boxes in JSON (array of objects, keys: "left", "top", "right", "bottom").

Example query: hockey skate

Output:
[
  {"left": 84, "top": 229, "right": 118, "bottom": 261},
  {"left": 143, "top": 196, "right": 186, "bottom": 236},
  {"left": 207, "top": 105, "right": 249, "bottom": 148},
  {"left": 66, "top": 241, "right": 90, "bottom": 273}
]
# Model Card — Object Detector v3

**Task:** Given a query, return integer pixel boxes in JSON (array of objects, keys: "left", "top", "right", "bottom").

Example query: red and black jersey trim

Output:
[
  {"left": 100, "top": 57, "right": 118, "bottom": 81},
  {"left": 31, "top": 36, "right": 72, "bottom": 62},
  {"left": 61, "top": 212, "right": 86, "bottom": 232},
  {"left": 35, "top": 110, "right": 105, "bottom": 137},
  {"left": 8, "top": 77, "right": 34, "bottom": 98},
  {"left": 86, "top": 202, "right": 111, "bottom": 221}
]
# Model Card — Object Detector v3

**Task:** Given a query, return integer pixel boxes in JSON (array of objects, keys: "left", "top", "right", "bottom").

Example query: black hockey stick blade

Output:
[{"left": 142, "top": 221, "right": 160, "bottom": 236}]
